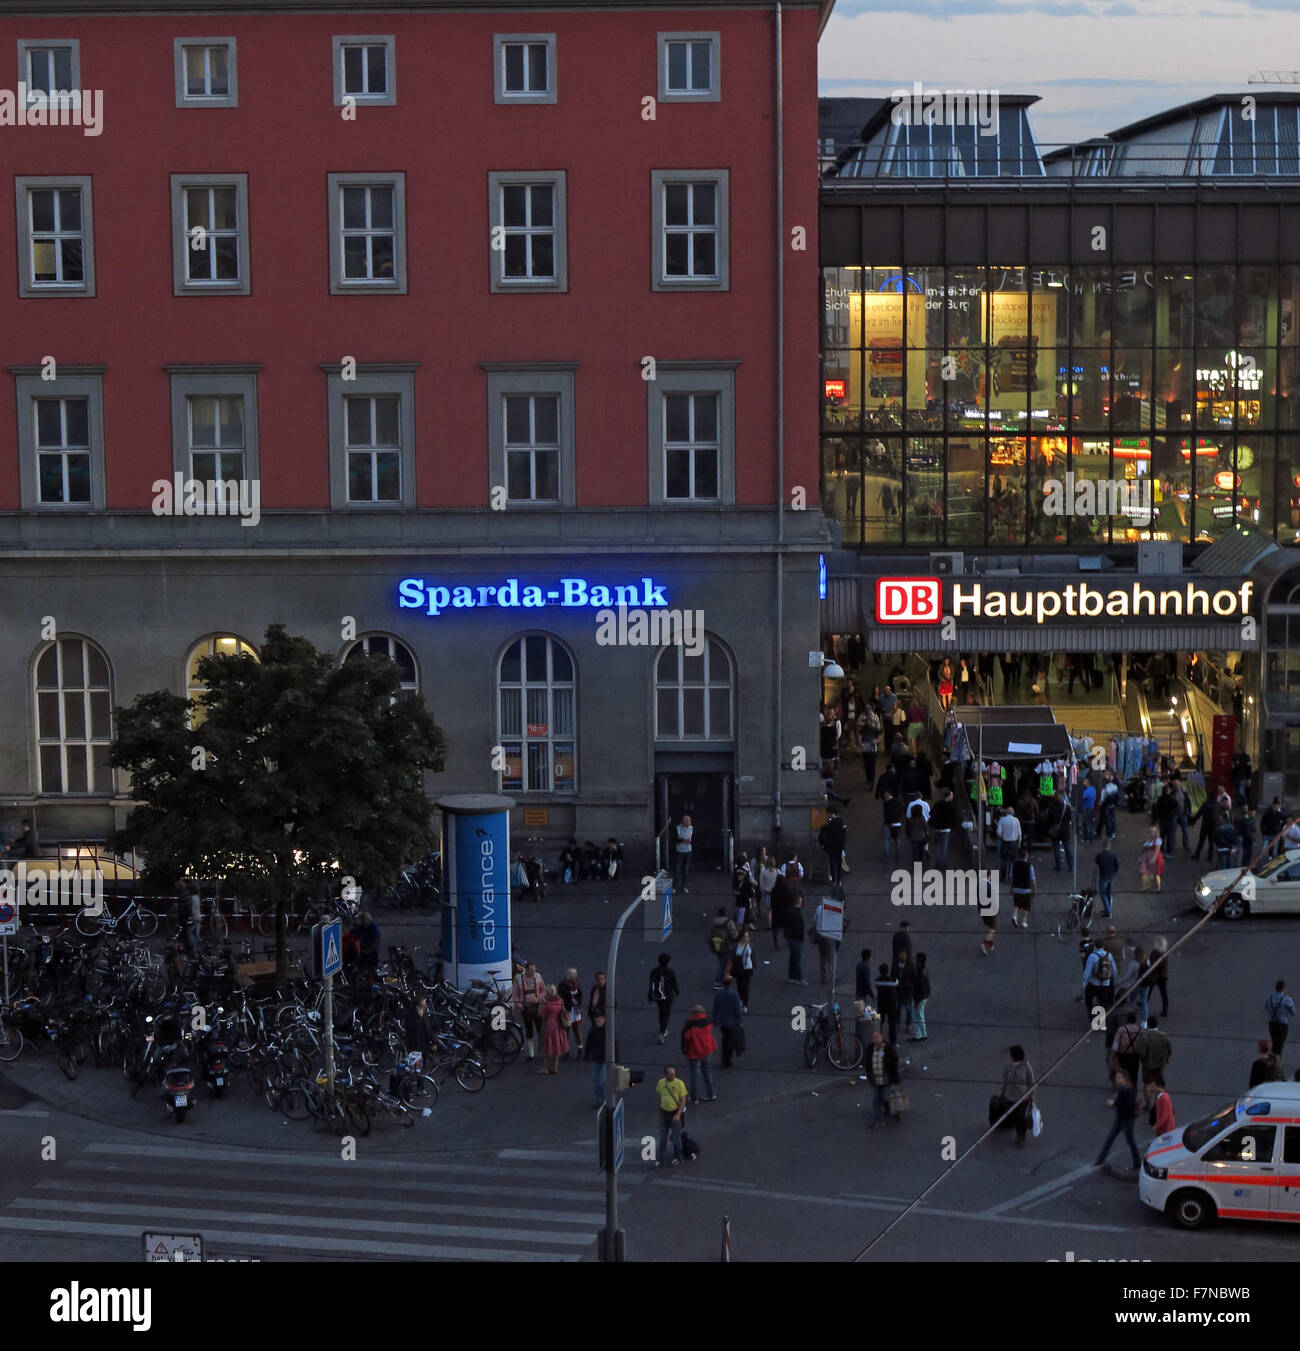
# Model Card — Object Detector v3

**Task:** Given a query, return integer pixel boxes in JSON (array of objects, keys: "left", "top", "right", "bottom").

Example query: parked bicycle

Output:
[
  {"left": 803, "top": 1000, "right": 864, "bottom": 1071},
  {"left": 1056, "top": 889, "right": 1096, "bottom": 941},
  {"left": 75, "top": 896, "right": 159, "bottom": 939}
]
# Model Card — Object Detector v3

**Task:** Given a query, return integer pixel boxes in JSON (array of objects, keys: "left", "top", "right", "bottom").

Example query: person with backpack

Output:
[
  {"left": 1109, "top": 1009, "right": 1142, "bottom": 1087},
  {"left": 648, "top": 953, "right": 680, "bottom": 1044},
  {"left": 818, "top": 807, "right": 848, "bottom": 885},
  {"left": 709, "top": 908, "right": 738, "bottom": 989},
  {"left": 1082, "top": 941, "right": 1117, "bottom": 1023},
  {"left": 680, "top": 1005, "right": 718, "bottom": 1104},
  {"left": 1135, "top": 1017, "right": 1172, "bottom": 1106},
  {"left": 1266, "top": 979, "right": 1297, "bottom": 1057},
  {"left": 1010, "top": 847, "right": 1036, "bottom": 929}
]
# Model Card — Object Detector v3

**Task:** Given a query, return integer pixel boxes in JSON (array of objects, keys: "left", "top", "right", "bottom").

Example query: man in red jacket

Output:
[{"left": 681, "top": 1005, "right": 718, "bottom": 1105}]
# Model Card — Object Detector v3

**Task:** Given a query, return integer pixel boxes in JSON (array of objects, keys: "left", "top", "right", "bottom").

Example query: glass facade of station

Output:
[{"left": 820, "top": 263, "right": 1300, "bottom": 549}]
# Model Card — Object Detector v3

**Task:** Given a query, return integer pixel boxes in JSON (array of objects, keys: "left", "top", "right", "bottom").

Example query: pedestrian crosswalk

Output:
[{"left": 0, "top": 1139, "right": 637, "bottom": 1261}]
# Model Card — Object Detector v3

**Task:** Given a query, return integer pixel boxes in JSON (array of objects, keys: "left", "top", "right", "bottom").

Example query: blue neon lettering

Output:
[
  {"left": 641, "top": 578, "right": 668, "bottom": 607},
  {"left": 562, "top": 578, "right": 588, "bottom": 606},
  {"left": 427, "top": 586, "right": 451, "bottom": 615},
  {"left": 396, "top": 576, "right": 670, "bottom": 616},
  {"left": 398, "top": 578, "right": 424, "bottom": 609}
]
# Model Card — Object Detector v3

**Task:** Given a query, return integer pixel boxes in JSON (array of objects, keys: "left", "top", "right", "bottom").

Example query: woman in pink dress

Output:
[{"left": 538, "top": 985, "right": 570, "bottom": 1074}]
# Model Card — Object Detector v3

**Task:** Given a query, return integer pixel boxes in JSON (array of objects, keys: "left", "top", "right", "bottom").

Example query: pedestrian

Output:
[
  {"left": 996, "top": 807, "right": 1022, "bottom": 881},
  {"left": 1266, "top": 979, "right": 1296, "bottom": 1057},
  {"left": 1080, "top": 777, "right": 1097, "bottom": 843},
  {"left": 183, "top": 889, "right": 202, "bottom": 954},
  {"left": 855, "top": 948, "right": 874, "bottom": 1004},
  {"left": 587, "top": 970, "right": 607, "bottom": 1023},
  {"left": 813, "top": 900, "right": 836, "bottom": 983},
  {"left": 584, "top": 1013, "right": 610, "bottom": 1107},
  {"left": 1138, "top": 826, "right": 1165, "bottom": 892},
  {"left": 1148, "top": 935, "right": 1170, "bottom": 1016},
  {"left": 537, "top": 984, "right": 569, "bottom": 1075},
  {"left": 911, "top": 952, "right": 931, "bottom": 1041},
  {"left": 785, "top": 896, "right": 808, "bottom": 985},
  {"left": 1261, "top": 797, "right": 1285, "bottom": 857},
  {"left": 882, "top": 791, "right": 903, "bottom": 859},
  {"left": 875, "top": 963, "right": 899, "bottom": 1044},
  {"left": 557, "top": 967, "right": 584, "bottom": 1056},
  {"left": 511, "top": 960, "right": 547, "bottom": 1059},
  {"left": 713, "top": 975, "right": 744, "bottom": 1067},
  {"left": 732, "top": 853, "right": 757, "bottom": 926},
  {"left": 1147, "top": 1071, "right": 1175, "bottom": 1136},
  {"left": 930, "top": 788, "right": 956, "bottom": 864},
  {"left": 1095, "top": 842, "right": 1119, "bottom": 918},
  {"left": 979, "top": 872, "right": 999, "bottom": 955},
  {"left": 354, "top": 910, "right": 380, "bottom": 971},
  {"left": 1135, "top": 1016, "right": 1172, "bottom": 1107},
  {"left": 819, "top": 807, "right": 848, "bottom": 885},
  {"left": 1094, "top": 1069, "right": 1141, "bottom": 1171},
  {"left": 1110, "top": 1009, "right": 1142, "bottom": 1088},
  {"left": 1188, "top": 792, "right": 1220, "bottom": 862},
  {"left": 863, "top": 1026, "right": 901, "bottom": 1129},
  {"left": 894, "top": 951, "right": 915, "bottom": 1036},
  {"left": 653, "top": 1066, "right": 688, "bottom": 1166},
  {"left": 769, "top": 866, "right": 791, "bottom": 951},
  {"left": 1001, "top": 1044, "right": 1036, "bottom": 1147},
  {"left": 680, "top": 1005, "right": 718, "bottom": 1104},
  {"left": 758, "top": 852, "right": 779, "bottom": 927},
  {"left": 648, "top": 952, "right": 679, "bottom": 1043},
  {"left": 861, "top": 707, "right": 882, "bottom": 791},
  {"left": 732, "top": 929, "right": 756, "bottom": 1010},
  {"left": 1082, "top": 940, "right": 1117, "bottom": 1021},
  {"left": 1010, "top": 847, "right": 1036, "bottom": 929},
  {"left": 891, "top": 920, "right": 913, "bottom": 967},
  {"left": 1249, "top": 1038, "right": 1285, "bottom": 1088},
  {"left": 905, "top": 800, "right": 929, "bottom": 864},
  {"left": 709, "top": 907, "right": 738, "bottom": 988},
  {"left": 1235, "top": 807, "right": 1256, "bottom": 865},
  {"left": 1049, "top": 789, "right": 1074, "bottom": 872},
  {"left": 1097, "top": 773, "right": 1120, "bottom": 841},
  {"left": 672, "top": 814, "right": 693, "bottom": 892},
  {"left": 1213, "top": 816, "right": 1238, "bottom": 870}
]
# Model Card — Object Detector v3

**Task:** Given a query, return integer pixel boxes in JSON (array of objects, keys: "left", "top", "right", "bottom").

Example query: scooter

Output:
[
  {"left": 197, "top": 1010, "right": 231, "bottom": 1098},
  {"left": 162, "top": 1064, "right": 196, "bottom": 1122}
]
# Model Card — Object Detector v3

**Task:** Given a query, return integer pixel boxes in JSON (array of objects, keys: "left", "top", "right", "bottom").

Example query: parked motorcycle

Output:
[
  {"left": 162, "top": 1063, "right": 196, "bottom": 1122},
  {"left": 196, "top": 1009, "right": 232, "bottom": 1098}
]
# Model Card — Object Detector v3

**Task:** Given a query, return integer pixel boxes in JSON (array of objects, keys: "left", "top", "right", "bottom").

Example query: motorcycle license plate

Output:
[
  {"left": 214, "top": 1077, "right": 223, "bottom": 1086},
  {"left": 175, "top": 1094, "right": 188, "bottom": 1106}
]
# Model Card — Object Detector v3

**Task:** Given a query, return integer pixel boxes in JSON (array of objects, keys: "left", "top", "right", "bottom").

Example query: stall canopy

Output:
[{"left": 951, "top": 706, "right": 1074, "bottom": 761}]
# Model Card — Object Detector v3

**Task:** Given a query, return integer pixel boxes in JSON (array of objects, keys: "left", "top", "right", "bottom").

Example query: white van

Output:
[{"left": 1139, "top": 1082, "right": 1300, "bottom": 1229}]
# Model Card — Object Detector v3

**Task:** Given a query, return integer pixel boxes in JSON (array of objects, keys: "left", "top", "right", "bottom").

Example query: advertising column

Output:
[{"left": 437, "top": 793, "right": 515, "bottom": 989}]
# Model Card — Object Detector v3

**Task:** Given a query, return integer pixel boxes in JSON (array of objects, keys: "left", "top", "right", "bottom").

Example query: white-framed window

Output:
[
  {"left": 484, "top": 365, "right": 576, "bottom": 508},
  {"left": 655, "top": 636, "right": 734, "bottom": 740},
  {"left": 35, "top": 636, "right": 113, "bottom": 795},
  {"left": 170, "top": 175, "right": 249, "bottom": 294},
  {"left": 497, "top": 635, "right": 576, "bottom": 793},
  {"left": 167, "top": 369, "right": 260, "bottom": 486},
  {"left": 186, "top": 635, "right": 258, "bottom": 713},
  {"left": 174, "top": 38, "right": 237, "bottom": 106},
  {"left": 345, "top": 395, "right": 402, "bottom": 503},
  {"left": 333, "top": 35, "right": 395, "bottom": 106},
  {"left": 18, "top": 39, "right": 80, "bottom": 103},
  {"left": 34, "top": 396, "right": 91, "bottom": 504},
  {"left": 494, "top": 34, "right": 555, "bottom": 103},
  {"left": 16, "top": 177, "right": 94, "bottom": 296},
  {"left": 647, "top": 366, "right": 737, "bottom": 507},
  {"left": 488, "top": 171, "right": 567, "bottom": 292},
  {"left": 14, "top": 369, "right": 105, "bottom": 509},
  {"left": 657, "top": 32, "right": 719, "bottom": 102},
  {"left": 188, "top": 395, "right": 245, "bottom": 485},
  {"left": 505, "top": 394, "right": 560, "bottom": 502},
  {"left": 328, "top": 174, "right": 406, "bottom": 293},
  {"left": 651, "top": 170, "right": 729, "bottom": 291},
  {"left": 343, "top": 634, "right": 419, "bottom": 695}
]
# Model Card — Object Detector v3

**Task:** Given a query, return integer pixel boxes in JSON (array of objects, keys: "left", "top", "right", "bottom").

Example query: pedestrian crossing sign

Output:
[{"left": 315, "top": 919, "right": 343, "bottom": 979}]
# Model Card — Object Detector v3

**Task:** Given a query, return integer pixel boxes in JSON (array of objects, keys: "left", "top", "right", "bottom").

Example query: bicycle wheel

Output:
[
  {"left": 57, "top": 1052, "right": 77, "bottom": 1081},
  {"left": 74, "top": 908, "right": 103, "bottom": 938},
  {"left": 1079, "top": 896, "right": 1095, "bottom": 928},
  {"left": 453, "top": 1056, "right": 486, "bottom": 1093},
  {"left": 803, "top": 1028, "right": 821, "bottom": 1069},
  {"left": 129, "top": 907, "right": 159, "bottom": 938},
  {"left": 344, "top": 1102, "right": 371, "bottom": 1137},
  {"left": 490, "top": 1017, "right": 525, "bottom": 1064},
  {"left": 209, "top": 910, "right": 229, "bottom": 941},
  {"left": 256, "top": 908, "right": 276, "bottom": 937},
  {"left": 397, "top": 1072, "right": 439, "bottom": 1112},
  {"left": 0, "top": 1017, "right": 24, "bottom": 1062},
  {"left": 472, "top": 1039, "right": 506, "bottom": 1078},
  {"left": 827, "top": 1032, "right": 864, "bottom": 1071},
  {"left": 278, "top": 1083, "right": 313, "bottom": 1120}
]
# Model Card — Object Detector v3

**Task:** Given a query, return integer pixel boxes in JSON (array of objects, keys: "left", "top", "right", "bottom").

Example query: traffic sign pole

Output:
[
  {"left": 2, "top": 935, "right": 8, "bottom": 1009},
  {"left": 324, "top": 970, "right": 335, "bottom": 1114}
]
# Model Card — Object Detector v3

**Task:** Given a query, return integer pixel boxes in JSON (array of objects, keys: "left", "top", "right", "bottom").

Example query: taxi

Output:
[{"left": 1139, "top": 1083, "right": 1300, "bottom": 1229}]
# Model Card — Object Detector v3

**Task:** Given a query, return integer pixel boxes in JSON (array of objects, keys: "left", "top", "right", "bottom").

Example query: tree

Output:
[{"left": 110, "top": 624, "right": 446, "bottom": 986}]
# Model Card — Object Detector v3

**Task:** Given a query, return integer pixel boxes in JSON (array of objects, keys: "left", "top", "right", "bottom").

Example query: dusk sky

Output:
[{"left": 819, "top": 0, "right": 1300, "bottom": 145}]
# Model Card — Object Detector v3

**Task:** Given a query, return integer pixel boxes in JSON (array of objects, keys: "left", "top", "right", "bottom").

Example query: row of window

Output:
[
  {"left": 13, "top": 364, "right": 737, "bottom": 508},
  {"left": 31, "top": 632, "right": 735, "bottom": 796},
  {"left": 17, "top": 31, "right": 721, "bottom": 109},
  {"left": 14, "top": 171, "right": 731, "bottom": 297}
]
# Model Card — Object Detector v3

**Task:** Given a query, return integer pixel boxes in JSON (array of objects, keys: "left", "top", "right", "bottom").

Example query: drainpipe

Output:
[{"left": 773, "top": 0, "right": 785, "bottom": 839}]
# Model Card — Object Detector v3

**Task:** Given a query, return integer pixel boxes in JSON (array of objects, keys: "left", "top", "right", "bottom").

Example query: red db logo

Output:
[{"left": 876, "top": 577, "right": 942, "bottom": 625}]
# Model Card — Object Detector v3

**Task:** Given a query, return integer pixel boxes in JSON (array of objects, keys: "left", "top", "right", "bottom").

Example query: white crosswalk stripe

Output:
[{"left": 0, "top": 1139, "right": 635, "bottom": 1261}]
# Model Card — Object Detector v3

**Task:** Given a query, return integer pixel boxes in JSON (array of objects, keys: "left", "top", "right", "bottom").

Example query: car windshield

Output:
[
  {"left": 1182, "top": 1102, "right": 1239, "bottom": 1153},
  {"left": 1254, "top": 855, "right": 1292, "bottom": 880}
]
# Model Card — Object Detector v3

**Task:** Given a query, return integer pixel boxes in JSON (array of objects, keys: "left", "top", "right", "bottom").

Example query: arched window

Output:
[
  {"left": 655, "top": 635, "right": 733, "bottom": 739},
  {"left": 35, "top": 636, "right": 114, "bottom": 794},
  {"left": 497, "top": 635, "right": 575, "bottom": 792},
  {"left": 186, "top": 635, "right": 257, "bottom": 722},
  {"left": 343, "top": 634, "right": 418, "bottom": 694}
]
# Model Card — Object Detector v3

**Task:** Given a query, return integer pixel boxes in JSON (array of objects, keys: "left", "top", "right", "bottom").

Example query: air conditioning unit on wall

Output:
[{"left": 930, "top": 552, "right": 964, "bottom": 576}]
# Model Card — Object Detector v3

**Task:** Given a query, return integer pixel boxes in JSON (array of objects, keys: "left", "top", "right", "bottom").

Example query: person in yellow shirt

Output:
[{"left": 654, "top": 1066, "right": 687, "bottom": 1166}]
